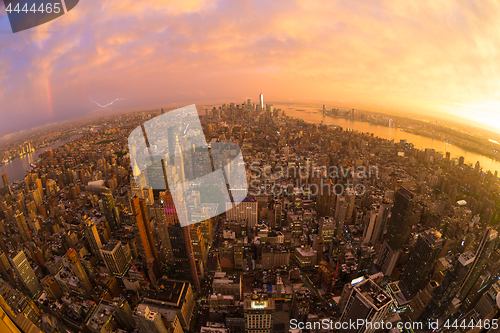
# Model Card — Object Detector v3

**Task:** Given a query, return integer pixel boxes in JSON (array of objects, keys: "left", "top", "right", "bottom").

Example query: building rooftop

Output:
[
  {"left": 86, "top": 300, "right": 115, "bottom": 331},
  {"left": 458, "top": 251, "right": 475, "bottom": 266},
  {"left": 144, "top": 279, "right": 189, "bottom": 307},
  {"left": 355, "top": 279, "right": 392, "bottom": 310},
  {"left": 102, "top": 239, "right": 121, "bottom": 252},
  {"left": 295, "top": 247, "right": 316, "bottom": 257}
]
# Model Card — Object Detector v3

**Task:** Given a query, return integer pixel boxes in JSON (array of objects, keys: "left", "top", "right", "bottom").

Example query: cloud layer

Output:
[{"left": 1, "top": 0, "right": 500, "bottom": 135}]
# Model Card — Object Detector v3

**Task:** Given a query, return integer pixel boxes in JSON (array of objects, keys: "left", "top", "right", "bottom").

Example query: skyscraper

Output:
[
  {"left": 100, "top": 239, "right": 130, "bottom": 278},
  {"left": 338, "top": 278, "right": 393, "bottom": 333},
  {"left": 317, "top": 179, "right": 336, "bottom": 218},
  {"left": 423, "top": 251, "right": 475, "bottom": 321},
  {"left": 10, "top": 250, "right": 42, "bottom": 298},
  {"left": 0, "top": 293, "right": 42, "bottom": 333},
  {"left": 173, "top": 135, "right": 186, "bottom": 186},
  {"left": 154, "top": 201, "right": 175, "bottom": 265},
  {"left": 458, "top": 228, "right": 498, "bottom": 308},
  {"left": 113, "top": 298, "right": 136, "bottom": 331},
  {"left": 225, "top": 201, "right": 258, "bottom": 228},
  {"left": 160, "top": 191, "right": 200, "bottom": 290},
  {"left": 84, "top": 219, "right": 102, "bottom": 259},
  {"left": 101, "top": 189, "right": 119, "bottom": 231},
  {"left": 259, "top": 94, "right": 264, "bottom": 110},
  {"left": 133, "top": 304, "right": 168, "bottom": 333},
  {"left": 371, "top": 200, "right": 392, "bottom": 246},
  {"left": 244, "top": 293, "right": 275, "bottom": 333},
  {"left": 131, "top": 196, "right": 157, "bottom": 261},
  {"left": 14, "top": 211, "right": 31, "bottom": 243},
  {"left": 401, "top": 229, "right": 443, "bottom": 295},
  {"left": 1, "top": 174, "right": 7, "bottom": 188},
  {"left": 406, "top": 280, "right": 439, "bottom": 322},
  {"left": 65, "top": 248, "right": 93, "bottom": 296},
  {"left": 385, "top": 187, "right": 414, "bottom": 251}
]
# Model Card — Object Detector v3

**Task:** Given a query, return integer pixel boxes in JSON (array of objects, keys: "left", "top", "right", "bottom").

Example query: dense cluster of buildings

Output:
[{"left": 0, "top": 98, "right": 499, "bottom": 332}]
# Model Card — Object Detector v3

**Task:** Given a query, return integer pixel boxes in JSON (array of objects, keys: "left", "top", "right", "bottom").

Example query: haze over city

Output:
[
  {"left": 2, "top": 2, "right": 500, "bottom": 333},
  {"left": 2, "top": 0, "right": 500, "bottom": 137}
]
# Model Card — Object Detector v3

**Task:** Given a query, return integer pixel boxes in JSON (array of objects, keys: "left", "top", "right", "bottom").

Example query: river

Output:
[
  {"left": 279, "top": 106, "right": 500, "bottom": 176},
  {"left": 2, "top": 110, "right": 499, "bottom": 185},
  {"left": 0, "top": 135, "right": 82, "bottom": 185}
]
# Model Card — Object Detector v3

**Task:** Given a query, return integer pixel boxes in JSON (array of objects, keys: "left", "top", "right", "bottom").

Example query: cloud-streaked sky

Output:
[{"left": 1, "top": 0, "right": 500, "bottom": 137}]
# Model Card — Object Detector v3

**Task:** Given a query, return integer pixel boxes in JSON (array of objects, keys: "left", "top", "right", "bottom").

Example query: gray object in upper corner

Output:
[{"left": 4, "top": 0, "right": 80, "bottom": 33}]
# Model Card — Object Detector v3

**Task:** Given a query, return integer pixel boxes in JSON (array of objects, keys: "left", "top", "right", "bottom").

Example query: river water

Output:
[
  {"left": 0, "top": 135, "right": 82, "bottom": 185},
  {"left": 279, "top": 106, "right": 500, "bottom": 176}
]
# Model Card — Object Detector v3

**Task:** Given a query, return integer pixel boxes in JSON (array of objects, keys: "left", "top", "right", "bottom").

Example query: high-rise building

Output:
[
  {"left": 318, "top": 216, "right": 336, "bottom": 242},
  {"left": 385, "top": 187, "right": 414, "bottom": 251},
  {"left": 65, "top": 248, "right": 93, "bottom": 296},
  {"left": 84, "top": 219, "right": 102, "bottom": 259},
  {"left": 401, "top": 229, "right": 443, "bottom": 295},
  {"left": 100, "top": 239, "right": 130, "bottom": 278},
  {"left": 406, "top": 280, "right": 439, "bottom": 322},
  {"left": 334, "top": 197, "right": 348, "bottom": 236},
  {"left": 154, "top": 201, "right": 175, "bottom": 265},
  {"left": 189, "top": 224, "right": 207, "bottom": 269},
  {"left": 225, "top": 201, "right": 258, "bottom": 228},
  {"left": 458, "top": 228, "right": 498, "bottom": 309},
  {"left": 10, "top": 250, "right": 42, "bottom": 298},
  {"left": 131, "top": 196, "right": 157, "bottom": 261},
  {"left": 133, "top": 304, "right": 168, "bottom": 333},
  {"left": 259, "top": 94, "right": 264, "bottom": 110},
  {"left": 1, "top": 174, "right": 7, "bottom": 188},
  {"left": 41, "top": 276, "right": 63, "bottom": 300},
  {"left": 244, "top": 293, "right": 275, "bottom": 333},
  {"left": 361, "top": 208, "right": 379, "bottom": 245},
  {"left": 0, "top": 251, "right": 12, "bottom": 279},
  {"left": 161, "top": 191, "right": 200, "bottom": 290},
  {"left": 173, "top": 135, "right": 186, "bottom": 186},
  {"left": 372, "top": 200, "right": 391, "bottom": 246},
  {"left": 14, "top": 211, "right": 31, "bottom": 243},
  {"left": 317, "top": 180, "right": 336, "bottom": 218},
  {"left": 423, "top": 251, "right": 475, "bottom": 321},
  {"left": 113, "top": 298, "right": 136, "bottom": 331},
  {"left": 0, "top": 293, "right": 42, "bottom": 333},
  {"left": 102, "top": 189, "right": 119, "bottom": 231},
  {"left": 86, "top": 300, "right": 118, "bottom": 333},
  {"left": 338, "top": 278, "right": 393, "bottom": 333},
  {"left": 316, "top": 235, "right": 324, "bottom": 263}
]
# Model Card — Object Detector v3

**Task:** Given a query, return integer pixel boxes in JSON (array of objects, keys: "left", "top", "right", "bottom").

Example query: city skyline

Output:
[
  {"left": 2, "top": 2, "right": 500, "bottom": 333},
  {"left": 0, "top": 103, "right": 499, "bottom": 332},
  {"left": 2, "top": 1, "right": 500, "bottom": 137}
]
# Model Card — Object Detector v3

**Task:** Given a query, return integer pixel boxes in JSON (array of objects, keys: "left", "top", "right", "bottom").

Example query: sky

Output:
[{"left": 1, "top": 0, "right": 500, "bottom": 139}]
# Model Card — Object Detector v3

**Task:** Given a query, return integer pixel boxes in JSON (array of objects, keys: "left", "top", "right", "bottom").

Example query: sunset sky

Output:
[{"left": 1, "top": 0, "right": 500, "bottom": 138}]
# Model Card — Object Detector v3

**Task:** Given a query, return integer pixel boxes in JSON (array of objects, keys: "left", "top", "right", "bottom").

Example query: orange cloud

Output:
[{"left": 1, "top": 0, "right": 500, "bottom": 134}]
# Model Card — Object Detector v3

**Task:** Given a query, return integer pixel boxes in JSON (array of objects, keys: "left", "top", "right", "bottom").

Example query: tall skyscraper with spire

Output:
[
  {"left": 174, "top": 135, "right": 186, "bottom": 187},
  {"left": 259, "top": 93, "right": 264, "bottom": 110}
]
